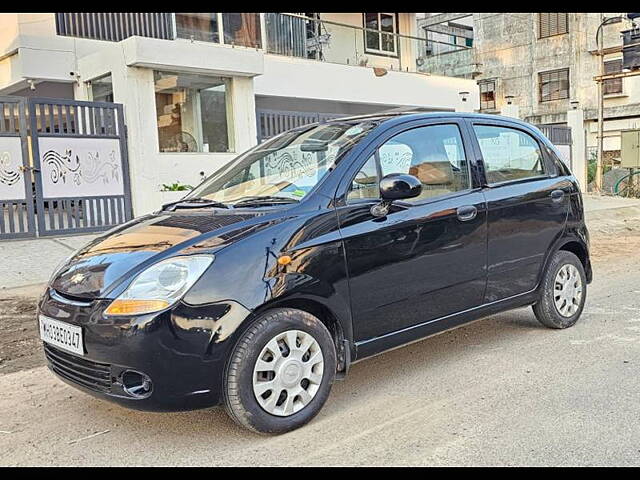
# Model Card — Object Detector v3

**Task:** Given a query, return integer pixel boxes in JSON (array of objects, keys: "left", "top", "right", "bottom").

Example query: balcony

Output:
[{"left": 54, "top": 13, "right": 471, "bottom": 76}]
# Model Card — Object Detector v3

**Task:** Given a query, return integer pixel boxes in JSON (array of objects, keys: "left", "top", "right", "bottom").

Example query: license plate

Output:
[{"left": 39, "top": 315, "right": 84, "bottom": 356}]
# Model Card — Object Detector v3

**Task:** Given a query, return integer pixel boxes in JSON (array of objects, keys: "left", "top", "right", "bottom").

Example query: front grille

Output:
[{"left": 44, "top": 344, "right": 112, "bottom": 394}]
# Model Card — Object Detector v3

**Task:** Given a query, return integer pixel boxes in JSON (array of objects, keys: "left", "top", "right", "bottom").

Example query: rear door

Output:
[{"left": 466, "top": 119, "right": 571, "bottom": 303}]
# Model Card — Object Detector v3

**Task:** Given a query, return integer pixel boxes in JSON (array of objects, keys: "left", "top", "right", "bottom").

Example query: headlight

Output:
[{"left": 104, "top": 255, "right": 214, "bottom": 316}]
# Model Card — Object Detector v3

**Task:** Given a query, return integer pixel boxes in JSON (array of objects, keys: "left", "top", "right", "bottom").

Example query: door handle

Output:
[
  {"left": 456, "top": 205, "right": 477, "bottom": 222},
  {"left": 550, "top": 189, "right": 565, "bottom": 202}
]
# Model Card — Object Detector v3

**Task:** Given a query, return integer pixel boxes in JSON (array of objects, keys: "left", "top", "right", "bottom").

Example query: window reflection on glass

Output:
[
  {"left": 222, "top": 13, "right": 262, "bottom": 48},
  {"left": 377, "top": 124, "right": 470, "bottom": 201},
  {"left": 154, "top": 71, "right": 230, "bottom": 153},
  {"left": 474, "top": 125, "right": 545, "bottom": 183},
  {"left": 186, "top": 120, "right": 381, "bottom": 204},
  {"left": 90, "top": 74, "right": 114, "bottom": 103},
  {"left": 175, "top": 13, "right": 219, "bottom": 42},
  {"left": 348, "top": 154, "right": 379, "bottom": 201}
]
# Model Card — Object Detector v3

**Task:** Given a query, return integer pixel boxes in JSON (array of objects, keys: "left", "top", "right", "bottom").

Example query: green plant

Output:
[
  {"left": 587, "top": 156, "right": 612, "bottom": 185},
  {"left": 161, "top": 181, "right": 193, "bottom": 192}
]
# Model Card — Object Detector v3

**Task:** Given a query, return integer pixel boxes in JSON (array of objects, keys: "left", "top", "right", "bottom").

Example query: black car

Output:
[{"left": 38, "top": 112, "right": 591, "bottom": 434}]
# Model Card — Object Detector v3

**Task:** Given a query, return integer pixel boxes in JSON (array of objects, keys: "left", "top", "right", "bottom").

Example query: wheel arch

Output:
[
  {"left": 249, "top": 296, "right": 352, "bottom": 374},
  {"left": 540, "top": 235, "right": 592, "bottom": 288}
]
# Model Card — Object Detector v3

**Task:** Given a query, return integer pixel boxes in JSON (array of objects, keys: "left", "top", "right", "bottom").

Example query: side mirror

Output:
[{"left": 371, "top": 173, "right": 422, "bottom": 217}]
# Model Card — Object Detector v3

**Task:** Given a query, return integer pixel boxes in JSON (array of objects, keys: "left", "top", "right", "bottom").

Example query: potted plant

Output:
[{"left": 159, "top": 181, "right": 194, "bottom": 205}]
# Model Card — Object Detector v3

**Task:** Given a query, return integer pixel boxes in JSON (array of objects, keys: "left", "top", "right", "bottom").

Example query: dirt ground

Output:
[{"left": 2, "top": 207, "right": 640, "bottom": 378}]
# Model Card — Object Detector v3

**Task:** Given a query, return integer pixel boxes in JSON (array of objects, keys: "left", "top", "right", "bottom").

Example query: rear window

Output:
[{"left": 474, "top": 125, "right": 546, "bottom": 184}]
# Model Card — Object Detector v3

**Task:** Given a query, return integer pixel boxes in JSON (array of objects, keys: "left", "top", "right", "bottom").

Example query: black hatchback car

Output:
[{"left": 38, "top": 112, "right": 591, "bottom": 434}]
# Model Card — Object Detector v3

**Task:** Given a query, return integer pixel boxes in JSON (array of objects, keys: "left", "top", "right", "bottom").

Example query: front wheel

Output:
[
  {"left": 223, "top": 308, "right": 336, "bottom": 434},
  {"left": 533, "top": 250, "right": 587, "bottom": 329}
]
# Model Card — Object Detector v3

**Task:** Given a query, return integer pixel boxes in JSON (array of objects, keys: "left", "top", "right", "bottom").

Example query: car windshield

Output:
[{"left": 184, "top": 119, "right": 381, "bottom": 205}]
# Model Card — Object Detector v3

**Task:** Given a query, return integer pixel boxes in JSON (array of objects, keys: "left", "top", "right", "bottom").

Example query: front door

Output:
[
  {"left": 467, "top": 121, "right": 571, "bottom": 303},
  {"left": 335, "top": 121, "right": 487, "bottom": 343}
]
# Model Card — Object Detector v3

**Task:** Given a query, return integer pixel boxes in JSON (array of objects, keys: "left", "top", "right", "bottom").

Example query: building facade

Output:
[
  {"left": 0, "top": 13, "right": 479, "bottom": 216},
  {"left": 421, "top": 12, "right": 640, "bottom": 170}
]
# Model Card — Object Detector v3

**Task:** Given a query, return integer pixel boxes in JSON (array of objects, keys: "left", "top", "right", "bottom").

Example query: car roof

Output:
[{"left": 322, "top": 111, "right": 538, "bottom": 132}]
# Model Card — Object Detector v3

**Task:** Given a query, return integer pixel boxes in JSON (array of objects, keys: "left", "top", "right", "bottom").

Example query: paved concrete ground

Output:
[
  {"left": 1, "top": 240, "right": 639, "bottom": 466},
  {"left": 0, "top": 234, "right": 97, "bottom": 290}
]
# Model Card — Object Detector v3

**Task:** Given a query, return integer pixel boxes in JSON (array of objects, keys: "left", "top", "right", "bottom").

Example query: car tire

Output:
[
  {"left": 533, "top": 250, "right": 587, "bottom": 329},
  {"left": 223, "top": 308, "right": 336, "bottom": 434}
]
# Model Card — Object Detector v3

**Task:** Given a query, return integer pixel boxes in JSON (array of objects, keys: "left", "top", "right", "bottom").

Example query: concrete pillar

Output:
[
  {"left": 501, "top": 104, "right": 520, "bottom": 119},
  {"left": 111, "top": 64, "right": 162, "bottom": 216},
  {"left": 228, "top": 76, "right": 258, "bottom": 152},
  {"left": 567, "top": 108, "right": 587, "bottom": 189}
]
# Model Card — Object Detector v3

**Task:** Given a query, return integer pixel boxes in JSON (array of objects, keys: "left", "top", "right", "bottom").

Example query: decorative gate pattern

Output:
[
  {"left": 28, "top": 98, "right": 133, "bottom": 237},
  {"left": 0, "top": 97, "right": 35, "bottom": 239}
]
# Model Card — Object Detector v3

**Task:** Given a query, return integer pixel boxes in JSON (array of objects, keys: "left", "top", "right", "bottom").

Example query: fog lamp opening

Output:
[{"left": 121, "top": 370, "right": 153, "bottom": 398}]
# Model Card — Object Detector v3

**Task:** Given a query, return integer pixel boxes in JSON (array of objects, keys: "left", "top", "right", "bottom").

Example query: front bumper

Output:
[{"left": 38, "top": 288, "right": 252, "bottom": 412}]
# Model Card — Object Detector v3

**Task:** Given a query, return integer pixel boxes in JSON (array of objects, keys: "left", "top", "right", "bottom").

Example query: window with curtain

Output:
[
  {"left": 175, "top": 13, "right": 219, "bottom": 42},
  {"left": 222, "top": 13, "right": 262, "bottom": 48}
]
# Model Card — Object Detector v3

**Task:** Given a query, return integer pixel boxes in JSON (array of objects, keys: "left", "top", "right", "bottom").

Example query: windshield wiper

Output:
[
  {"left": 161, "top": 197, "right": 229, "bottom": 211},
  {"left": 232, "top": 196, "right": 300, "bottom": 207}
]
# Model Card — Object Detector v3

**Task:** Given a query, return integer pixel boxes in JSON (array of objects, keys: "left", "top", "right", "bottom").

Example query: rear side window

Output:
[{"left": 473, "top": 125, "right": 546, "bottom": 184}]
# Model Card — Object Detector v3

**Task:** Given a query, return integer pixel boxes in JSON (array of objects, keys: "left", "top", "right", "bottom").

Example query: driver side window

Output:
[{"left": 346, "top": 124, "right": 471, "bottom": 203}]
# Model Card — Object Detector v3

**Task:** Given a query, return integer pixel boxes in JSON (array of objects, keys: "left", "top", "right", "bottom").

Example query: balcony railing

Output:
[
  {"left": 55, "top": 13, "right": 174, "bottom": 41},
  {"left": 261, "top": 13, "right": 470, "bottom": 74},
  {"left": 54, "top": 13, "right": 471, "bottom": 74}
]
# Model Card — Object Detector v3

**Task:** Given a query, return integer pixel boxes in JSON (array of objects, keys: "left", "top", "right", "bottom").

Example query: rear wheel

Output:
[
  {"left": 533, "top": 250, "right": 587, "bottom": 329},
  {"left": 223, "top": 308, "right": 336, "bottom": 434}
]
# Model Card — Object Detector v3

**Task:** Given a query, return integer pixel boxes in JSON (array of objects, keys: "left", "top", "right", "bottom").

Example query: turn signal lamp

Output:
[{"left": 104, "top": 299, "right": 170, "bottom": 316}]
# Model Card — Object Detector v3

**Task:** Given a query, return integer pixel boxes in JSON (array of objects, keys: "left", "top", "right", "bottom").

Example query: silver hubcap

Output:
[
  {"left": 554, "top": 264, "right": 583, "bottom": 317},
  {"left": 252, "top": 329, "right": 324, "bottom": 417}
]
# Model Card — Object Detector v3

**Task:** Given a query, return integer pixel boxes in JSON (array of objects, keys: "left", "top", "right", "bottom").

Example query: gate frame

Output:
[
  {"left": 28, "top": 96, "right": 133, "bottom": 237},
  {"left": 0, "top": 95, "right": 36, "bottom": 239}
]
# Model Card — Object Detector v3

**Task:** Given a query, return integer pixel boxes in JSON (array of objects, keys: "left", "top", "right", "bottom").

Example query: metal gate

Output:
[
  {"left": 28, "top": 97, "right": 133, "bottom": 237},
  {"left": 0, "top": 96, "right": 132, "bottom": 240},
  {"left": 0, "top": 97, "right": 36, "bottom": 239}
]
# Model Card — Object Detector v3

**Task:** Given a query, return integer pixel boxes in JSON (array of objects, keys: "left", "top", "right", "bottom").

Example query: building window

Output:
[
  {"left": 175, "top": 13, "right": 261, "bottom": 48},
  {"left": 479, "top": 80, "right": 496, "bottom": 111},
  {"left": 175, "top": 13, "right": 220, "bottom": 42},
  {"left": 154, "top": 71, "right": 231, "bottom": 153},
  {"left": 539, "top": 68, "right": 569, "bottom": 102},
  {"left": 89, "top": 74, "right": 113, "bottom": 103},
  {"left": 222, "top": 13, "right": 262, "bottom": 48},
  {"left": 363, "top": 13, "right": 397, "bottom": 55},
  {"left": 604, "top": 59, "right": 623, "bottom": 95},
  {"left": 538, "top": 13, "right": 568, "bottom": 38}
]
